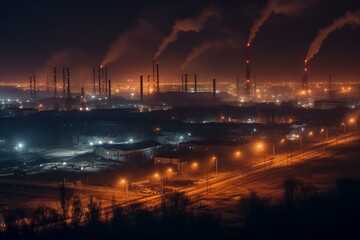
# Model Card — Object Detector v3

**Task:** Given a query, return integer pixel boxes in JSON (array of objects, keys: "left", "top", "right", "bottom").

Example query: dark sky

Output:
[{"left": 0, "top": 0, "right": 359, "bottom": 88}]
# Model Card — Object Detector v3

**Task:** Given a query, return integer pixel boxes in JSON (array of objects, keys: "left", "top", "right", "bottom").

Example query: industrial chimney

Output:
[
  {"left": 328, "top": 74, "right": 332, "bottom": 100},
  {"left": 213, "top": 78, "right": 216, "bottom": 101},
  {"left": 29, "top": 75, "right": 33, "bottom": 100},
  {"left": 302, "top": 60, "right": 309, "bottom": 92},
  {"left": 93, "top": 67, "right": 96, "bottom": 95},
  {"left": 62, "top": 67, "right": 66, "bottom": 98},
  {"left": 67, "top": 66, "right": 70, "bottom": 99},
  {"left": 156, "top": 62, "right": 160, "bottom": 93},
  {"left": 98, "top": 66, "right": 101, "bottom": 95},
  {"left": 105, "top": 67, "right": 108, "bottom": 95},
  {"left": 184, "top": 74, "right": 188, "bottom": 92},
  {"left": 33, "top": 75, "right": 37, "bottom": 101},
  {"left": 194, "top": 74, "right": 197, "bottom": 93},
  {"left": 81, "top": 87, "right": 85, "bottom": 99},
  {"left": 181, "top": 74, "right": 184, "bottom": 92},
  {"left": 108, "top": 79, "right": 112, "bottom": 99},
  {"left": 236, "top": 75, "right": 239, "bottom": 96},
  {"left": 245, "top": 43, "right": 251, "bottom": 97},
  {"left": 140, "top": 75, "right": 144, "bottom": 102},
  {"left": 53, "top": 66, "right": 57, "bottom": 98}
]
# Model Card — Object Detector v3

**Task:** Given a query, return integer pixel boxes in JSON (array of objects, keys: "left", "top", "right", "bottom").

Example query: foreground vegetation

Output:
[{"left": 0, "top": 177, "right": 359, "bottom": 239}]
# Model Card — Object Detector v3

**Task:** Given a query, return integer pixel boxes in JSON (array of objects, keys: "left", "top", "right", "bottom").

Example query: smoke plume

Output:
[
  {"left": 154, "top": 6, "right": 219, "bottom": 60},
  {"left": 181, "top": 38, "right": 239, "bottom": 70},
  {"left": 247, "top": 0, "right": 308, "bottom": 45},
  {"left": 306, "top": 9, "right": 360, "bottom": 62},
  {"left": 101, "top": 20, "right": 154, "bottom": 66}
]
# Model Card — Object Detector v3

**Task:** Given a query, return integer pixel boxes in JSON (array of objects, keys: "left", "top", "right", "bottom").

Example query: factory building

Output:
[{"left": 95, "top": 140, "right": 161, "bottom": 162}]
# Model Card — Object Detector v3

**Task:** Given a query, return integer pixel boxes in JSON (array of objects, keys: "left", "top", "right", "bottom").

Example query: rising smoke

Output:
[
  {"left": 153, "top": 5, "right": 219, "bottom": 60},
  {"left": 305, "top": 9, "right": 360, "bottom": 62},
  {"left": 247, "top": 0, "right": 309, "bottom": 45},
  {"left": 101, "top": 19, "right": 154, "bottom": 66},
  {"left": 181, "top": 38, "right": 239, "bottom": 70}
]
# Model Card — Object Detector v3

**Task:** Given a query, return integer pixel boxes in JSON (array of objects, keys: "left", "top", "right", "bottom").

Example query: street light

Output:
[
  {"left": 153, "top": 173, "right": 163, "bottom": 194},
  {"left": 349, "top": 118, "right": 357, "bottom": 131},
  {"left": 119, "top": 178, "right": 129, "bottom": 201},
  {"left": 255, "top": 142, "right": 266, "bottom": 170},
  {"left": 211, "top": 156, "right": 218, "bottom": 175},
  {"left": 192, "top": 162, "right": 199, "bottom": 178}
]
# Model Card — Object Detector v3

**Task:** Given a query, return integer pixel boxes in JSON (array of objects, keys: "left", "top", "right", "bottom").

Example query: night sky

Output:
[{"left": 1, "top": 0, "right": 359, "bottom": 87}]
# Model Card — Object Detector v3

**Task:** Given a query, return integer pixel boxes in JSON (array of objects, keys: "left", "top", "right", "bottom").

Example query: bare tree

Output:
[
  {"left": 58, "top": 181, "right": 74, "bottom": 224},
  {"left": 85, "top": 196, "right": 102, "bottom": 225}
]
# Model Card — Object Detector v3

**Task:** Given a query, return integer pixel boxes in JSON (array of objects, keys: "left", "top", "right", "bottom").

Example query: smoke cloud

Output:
[
  {"left": 181, "top": 38, "right": 239, "bottom": 70},
  {"left": 306, "top": 9, "right": 360, "bottom": 62},
  {"left": 101, "top": 19, "right": 154, "bottom": 66},
  {"left": 154, "top": 6, "right": 219, "bottom": 60},
  {"left": 247, "top": 0, "right": 308, "bottom": 46}
]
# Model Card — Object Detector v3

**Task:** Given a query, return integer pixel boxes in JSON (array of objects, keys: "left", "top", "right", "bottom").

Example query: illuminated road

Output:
[{"left": 0, "top": 131, "right": 358, "bottom": 218}]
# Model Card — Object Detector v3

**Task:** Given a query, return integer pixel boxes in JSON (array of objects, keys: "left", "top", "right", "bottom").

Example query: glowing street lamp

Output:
[
  {"left": 192, "top": 162, "right": 199, "bottom": 178},
  {"left": 349, "top": 118, "right": 357, "bottom": 130},
  {"left": 119, "top": 178, "right": 129, "bottom": 201},
  {"left": 153, "top": 173, "right": 163, "bottom": 194},
  {"left": 211, "top": 156, "right": 218, "bottom": 174}
]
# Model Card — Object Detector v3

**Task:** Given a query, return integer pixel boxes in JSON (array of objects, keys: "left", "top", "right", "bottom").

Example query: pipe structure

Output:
[
  {"left": 29, "top": 75, "right": 33, "bottom": 100},
  {"left": 98, "top": 66, "right": 101, "bottom": 95},
  {"left": 53, "top": 66, "right": 57, "bottom": 98},
  {"left": 108, "top": 79, "right": 112, "bottom": 99},
  {"left": 302, "top": 60, "right": 308, "bottom": 92},
  {"left": 62, "top": 67, "right": 66, "bottom": 98},
  {"left": 67, "top": 66, "right": 70, "bottom": 98},
  {"left": 181, "top": 74, "right": 184, "bottom": 92},
  {"left": 156, "top": 62, "right": 160, "bottom": 93},
  {"left": 33, "top": 75, "right": 36, "bottom": 101},
  {"left": 93, "top": 67, "right": 96, "bottom": 94},
  {"left": 194, "top": 74, "right": 197, "bottom": 93},
  {"left": 140, "top": 75, "right": 144, "bottom": 102},
  {"left": 213, "top": 78, "right": 216, "bottom": 101},
  {"left": 329, "top": 74, "right": 332, "bottom": 100},
  {"left": 245, "top": 43, "right": 251, "bottom": 97},
  {"left": 105, "top": 67, "right": 108, "bottom": 95}
]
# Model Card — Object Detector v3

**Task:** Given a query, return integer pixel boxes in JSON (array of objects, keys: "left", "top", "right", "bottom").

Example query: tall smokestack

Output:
[
  {"left": 108, "top": 79, "right": 112, "bottom": 99},
  {"left": 62, "top": 67, "right": 66, "bottom": 98},
  {"left": 53, "top": 66, "right": 57, "bottom": 98},
  {"left": 156, "top": 62, "right": 160, "bottom": 93},
  {"left": 33, "top": 75, "right": 37, "bottom": 101},
  {"left": 236, "top": 75, "right": 239, "bottom": 96},
  {"left": 46, "top": 74, "right": 49, "bottom": 98},
  {"left": 213, "top": 78, "right": 216, "bottom": 101},
  {"left": 93, "top": 67, "right": 96, "bottom": 95},
  {"left": 105, "top": 67, "right": 108, "bottom": 95},
  {"left": 140, "top": 75, "right": 144, "bottom": 102},
  {"left": 254, "top": 74, "right": 257, "bottom": 97},
  {"left": 29, "top": 75, "right": 33, "bottom": 100},
  {"left": 101, "top": 67, "right": 105, "bottom": 95},
  {"left": 328, "top": 74, "right": 332, "bottom": 100},
  {"left": 98, "top": 66, "right": 101, "bottom": 95},
  {"left": 152, "top": 60, "right": 155, "bottom": 93},
  {"left": 181, "top": 74, "right": 184, "bottom": 92},
  {"left": 245, "top": 43, "right": 251, "bottom": 97},
  {"left": 81, "top": 87, "right": 85, "bottom": 99},
  {"left": 194, "top": 74, "right": 197, "bottom": 93},
  {"left": 147, "top": 75, "right": 151, "bottom": 95},
  {"left": 67, "top": 66, "right": 70, "bottom": 99},
  {"left": 184, "top": 74, "right": 188, "bottom": 92},
  {"left": 302, "top": 60, "right": 308, "bottom": 92}
]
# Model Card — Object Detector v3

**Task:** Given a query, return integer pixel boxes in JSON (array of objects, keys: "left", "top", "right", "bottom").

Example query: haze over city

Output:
[{"left": 1, "top": 0, "right": 360, "bottom": 87}]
